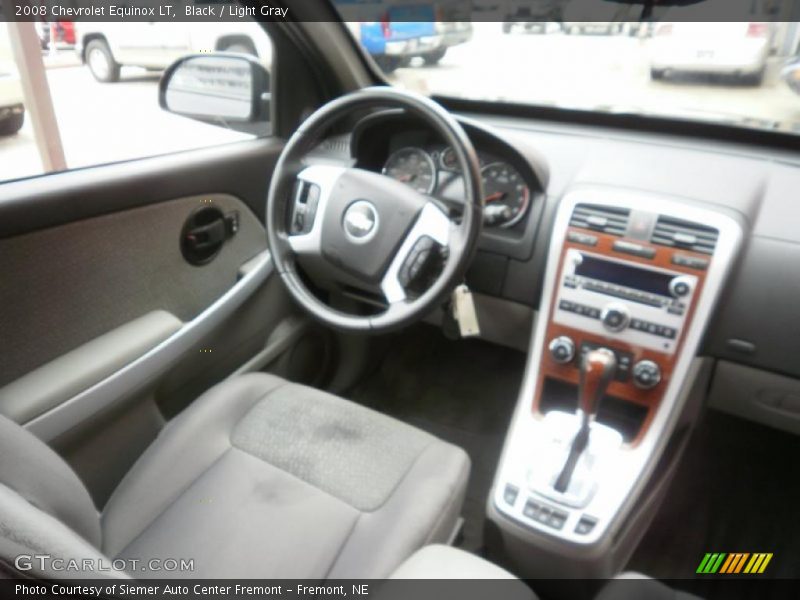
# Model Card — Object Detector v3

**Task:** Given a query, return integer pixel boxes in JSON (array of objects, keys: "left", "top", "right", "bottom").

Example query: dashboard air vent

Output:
[
  {"left": 651, "top": 216, "right": 719, "bottom": 255},
  {"left": 570, "top": 204, "right": 630, "bottom": 237}
]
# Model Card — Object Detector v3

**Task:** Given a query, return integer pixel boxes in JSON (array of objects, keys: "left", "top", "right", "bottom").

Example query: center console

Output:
[{"left": 487, "top": 186, "right": 743, "bottom": 577}]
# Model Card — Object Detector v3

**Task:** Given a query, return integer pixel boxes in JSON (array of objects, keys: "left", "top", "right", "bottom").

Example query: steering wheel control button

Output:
[
  {"left": 612, "top": 240, "right": 656, "bottom": 259},
  {"left": 398, "top": 236, "right": 436, "bottom": 288},
  {"left": 548, "top": 336, "right": 576, "bottom": 364},
  {"left": 601, "top": 303, "right": 630, "bottom": 333},
  {"left": 575, "top": 516, "right": 598, "bottom": 535},
  {"left": 289, "top": 182, "right": 320, "bottom": 235},
  {"left": 632, "top": 360, "right": 662, "bottom": 390},
  {"left": 669, "top": 275, "right": 693, "bottom": 298},
  {"left": 342, "top": 200, "right": 379, "bottom": 243}
]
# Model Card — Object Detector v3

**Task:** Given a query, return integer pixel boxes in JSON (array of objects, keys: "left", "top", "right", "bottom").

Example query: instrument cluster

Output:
[{"left": 382, "top": 145, "right": 532, "bottom": 229}]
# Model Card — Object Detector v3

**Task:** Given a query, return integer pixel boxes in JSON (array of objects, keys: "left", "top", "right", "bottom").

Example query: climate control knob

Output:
[
  {"left": 632, "top": 360, "right": 661, "bottom": 389},
  {"left": 548, "top": 336, "right": 576, "bottom": 364},
  {"left": 601, "top": 302, "right": 630, "bottom": 333}
]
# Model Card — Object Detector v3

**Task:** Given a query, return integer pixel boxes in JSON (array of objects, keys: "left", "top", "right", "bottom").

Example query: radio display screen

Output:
[{"left": 576, "top": 254, "right": 673, "bottom": 297}]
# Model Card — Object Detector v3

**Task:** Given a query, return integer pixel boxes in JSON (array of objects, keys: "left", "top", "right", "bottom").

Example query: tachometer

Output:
[
  {"left": 481, "top": 162, "right": 530, "bottom": 228},
  {"left": 382, "top": 147, "right": 436, "bottom": 195}
]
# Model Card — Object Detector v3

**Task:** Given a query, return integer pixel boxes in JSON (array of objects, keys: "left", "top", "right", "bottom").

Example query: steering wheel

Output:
[{"left": 266, "top": 87, "right": 483, "bottom": 333}]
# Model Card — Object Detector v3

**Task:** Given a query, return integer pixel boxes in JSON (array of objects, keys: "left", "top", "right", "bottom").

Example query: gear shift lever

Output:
[{"left": 554, "top": 348, "right": 617, "bottom": 493}]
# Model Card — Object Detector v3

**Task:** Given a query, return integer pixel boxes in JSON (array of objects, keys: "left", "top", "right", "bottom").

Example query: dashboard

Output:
[{"left": 309, "top": 107, "right": 800, "bottom": 394}]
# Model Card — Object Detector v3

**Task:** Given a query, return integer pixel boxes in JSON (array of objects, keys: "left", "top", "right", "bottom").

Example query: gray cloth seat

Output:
[{"left": 0, "top": 373, "right": 470, "bottom": 579}]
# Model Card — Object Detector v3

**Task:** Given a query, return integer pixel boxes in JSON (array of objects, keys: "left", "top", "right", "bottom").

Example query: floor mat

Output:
[
  {"left": 628, "top": 410, "right": 800, "bottom": 580},
  {"left": 348, "top": 324, "right": 526, "bottom": 552}
]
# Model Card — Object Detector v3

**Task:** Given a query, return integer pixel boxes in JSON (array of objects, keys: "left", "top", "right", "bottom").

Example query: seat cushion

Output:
[{"left": 102, "top": 373, "right": 470, "bottom": 579}]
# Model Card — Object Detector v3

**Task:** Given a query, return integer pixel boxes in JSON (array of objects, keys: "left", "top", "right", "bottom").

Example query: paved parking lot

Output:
[
  {"left": 394, "top": 23, "right": 800, "bottom": 127},
  {"left": 2, "top": 23, "right": 799, "bottom": 183}
]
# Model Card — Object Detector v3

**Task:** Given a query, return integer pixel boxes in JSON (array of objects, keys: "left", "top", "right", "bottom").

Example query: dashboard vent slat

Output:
[
  {"left": 570, "top": 204, "right": 630, "bottom": 237},
  {"left": 651, "top": 216, "right": 719, "bottom": 255}
]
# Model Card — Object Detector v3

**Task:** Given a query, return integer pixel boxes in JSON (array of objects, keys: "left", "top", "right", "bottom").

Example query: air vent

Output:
[
  {"left": 570, "top": 204, "right": 630, "bottom": 236},
  {"left": 651, "top": 216, "right": 719, "bottom": 255}
]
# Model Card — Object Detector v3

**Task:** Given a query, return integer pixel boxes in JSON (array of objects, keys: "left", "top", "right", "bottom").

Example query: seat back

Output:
[{"left": 0, "top": 415, "right": 103, "bottom": 575}]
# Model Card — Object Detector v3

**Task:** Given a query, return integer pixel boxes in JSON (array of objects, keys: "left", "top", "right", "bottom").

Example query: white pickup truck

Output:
[{"left": 74, "top": 22, "right": 272, "bottom": 83}]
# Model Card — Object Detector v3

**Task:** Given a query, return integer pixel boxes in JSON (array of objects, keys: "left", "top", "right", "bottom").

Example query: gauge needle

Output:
[
  {"left": 485, "top": 191, "right": 506, "bottom": 203},
  {"left": 397, "top": 174, "right": 416, "bottom": 183}
]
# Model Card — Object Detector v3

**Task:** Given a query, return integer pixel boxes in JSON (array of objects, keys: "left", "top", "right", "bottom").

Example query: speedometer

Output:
[
  {"left": 382, "top": 147, "right": 436, "bottom": 195},
  {"left": 481, "top": 162, "right": 530, "bottom": 228}
]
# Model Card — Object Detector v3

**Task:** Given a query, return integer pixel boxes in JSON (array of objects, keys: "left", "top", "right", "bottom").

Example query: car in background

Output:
[
  {"left": 351, "top": 20, "right": 442, "bottom": 72},
  {"left": 37, "top": 21, "right": 76, "bottom": 50},
  {"left": 74, "top": 22, "right": 271, "bottom": 83},
  {"left": 433, "top": 21, "right": 473, "bottom": 63},
  {"left": 649, "top": 22, "right": 773, "bottom": 84},
  {"left": 563, "top": 22, "right": 619, "bottom": 35},
  {"left": 432, "top": 1, "right": 473, "bottom": 63},
  {"left": 502, "top": 0, "right": 563, "bottom": 33},
  {"left": 344, "top": 1, "right": 468, "bottom": 71},
  {"left": 0, "top": 28, "right": 24, "bottom": 136}
]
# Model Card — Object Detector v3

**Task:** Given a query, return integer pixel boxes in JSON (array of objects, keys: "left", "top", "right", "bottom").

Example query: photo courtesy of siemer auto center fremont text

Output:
[{"left": 1, "top": 0, "right": 800, "bottom": 598}]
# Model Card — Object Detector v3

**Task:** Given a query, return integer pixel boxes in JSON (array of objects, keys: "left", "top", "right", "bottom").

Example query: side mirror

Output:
[{"left": 159, "top": 53, "right": 270, "bottom": 131}]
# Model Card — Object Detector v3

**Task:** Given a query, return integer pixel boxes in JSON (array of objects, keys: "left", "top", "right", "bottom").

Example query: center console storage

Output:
[{"left": 487, "top": 186, "right": 744, "bottom": 578}]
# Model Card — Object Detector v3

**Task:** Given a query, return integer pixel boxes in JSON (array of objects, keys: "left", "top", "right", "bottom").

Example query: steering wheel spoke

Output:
[{"left": 381, "top": 201, "right": 453, "bottom": 304}]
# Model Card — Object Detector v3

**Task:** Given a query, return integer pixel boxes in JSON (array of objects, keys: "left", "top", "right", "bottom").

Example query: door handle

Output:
[
  {"left": 181, "top": 206, "right": 239, "bottom": 265},
  {"left": 185, "top": 219, "right": 226, "bottom": 250}
]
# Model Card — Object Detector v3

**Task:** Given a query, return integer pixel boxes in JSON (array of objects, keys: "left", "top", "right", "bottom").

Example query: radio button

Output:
[
  {"left": 568, "top": 231, "right": 598, "bottom": 247},
  {"left": 601, "top": 303, "right": 630, "bottom": 333},
  {"left": 612, "top": 240, "right": 656, "bottom": 259},
  {"left": 559, "top": 299, "right": 575, "bottom": 312},
  {"left": 672, "top": 254, "right": 709, "bottom": 270},
  {"left": 659, "top": 326, "right": 677, "bottom": 339}
]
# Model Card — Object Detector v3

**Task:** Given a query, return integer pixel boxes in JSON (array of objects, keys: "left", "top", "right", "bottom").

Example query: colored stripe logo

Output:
[{"left": 696, "top": 553, "right": 773, "bottom": 574}]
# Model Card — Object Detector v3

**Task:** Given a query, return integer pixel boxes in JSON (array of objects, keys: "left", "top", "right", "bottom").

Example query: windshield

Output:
[{"left": 334, "top": 2, "right": 800, "bottom": 135}]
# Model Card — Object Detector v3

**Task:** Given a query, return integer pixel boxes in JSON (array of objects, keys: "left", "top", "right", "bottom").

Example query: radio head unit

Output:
[{"left": 555, "top": 249, "right": 698, "bottom": 355}]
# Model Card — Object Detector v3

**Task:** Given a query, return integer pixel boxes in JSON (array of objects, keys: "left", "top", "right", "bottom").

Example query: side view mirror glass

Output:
[{"left": 159, "top": 53, "right": 270, "bottom": 125}]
